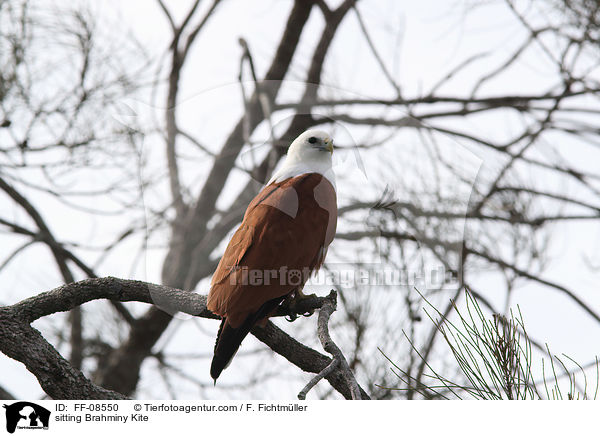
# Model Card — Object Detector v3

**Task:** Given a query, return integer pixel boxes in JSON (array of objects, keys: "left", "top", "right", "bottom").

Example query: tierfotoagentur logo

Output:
[
  {"left": 228, "top": 264, "right": 457, "bottom": 289},
  {"left": 2, "top": 402, "right": 50, "bottom": 433}
]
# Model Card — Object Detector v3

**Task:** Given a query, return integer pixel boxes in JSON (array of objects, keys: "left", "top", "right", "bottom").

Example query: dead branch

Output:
[
  {"left": 0, "top": 277, "right": 369, "bottom": 400},
  {"left": 297, "top": 290, "right": 363, "bottom": 400},
  {"left": 0, "top": 385, "right": 15, "bottom": 401},
  {"left": 0, "top": 307, "right": 126, "bottom": 400}
]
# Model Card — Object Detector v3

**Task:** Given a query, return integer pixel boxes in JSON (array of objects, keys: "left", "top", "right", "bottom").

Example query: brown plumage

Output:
[{"left": 207, "top": 172, "right": 337, "bottom": 381}]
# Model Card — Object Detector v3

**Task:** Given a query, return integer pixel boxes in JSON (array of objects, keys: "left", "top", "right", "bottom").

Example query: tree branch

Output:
[
  {"left": 0, "top": 385, "right": 15, "bottom": 401},
  {"left": 0, "top": 307, "right": 126, "bottom": 400},
  {"left": 296, "top": 290, "right": 362, "bottom": 399},
  {"left": 1, "top": 277, "right": 369, "bottom": 399}
]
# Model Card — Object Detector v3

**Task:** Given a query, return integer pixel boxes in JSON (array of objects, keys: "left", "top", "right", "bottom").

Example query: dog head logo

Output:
[{"left": 3, "top": 402, "right": 50, "bottom": 433}]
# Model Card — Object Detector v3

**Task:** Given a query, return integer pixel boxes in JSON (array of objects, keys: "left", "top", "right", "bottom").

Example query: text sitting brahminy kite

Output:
[{"left": 207, "top": 130, "right": 337, "bottom": 381}]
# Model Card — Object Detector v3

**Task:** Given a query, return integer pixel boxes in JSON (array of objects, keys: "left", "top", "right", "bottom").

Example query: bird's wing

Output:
[{"left": 207, "top": 173, "right": 337, "bottom": 328}]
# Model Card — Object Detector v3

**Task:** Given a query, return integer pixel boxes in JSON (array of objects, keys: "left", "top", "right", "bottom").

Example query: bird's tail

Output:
[
  {"left": 210, "top": 318, "right": 250, "bottom": 381},
  {"left": 210, "top": 296, "right": 286, "bottom": 382}
]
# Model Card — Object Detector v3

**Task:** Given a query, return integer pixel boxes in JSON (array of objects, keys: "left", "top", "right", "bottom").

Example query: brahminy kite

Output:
[{"left": 207, "top": 130, "right": 337, "bottom": 381}]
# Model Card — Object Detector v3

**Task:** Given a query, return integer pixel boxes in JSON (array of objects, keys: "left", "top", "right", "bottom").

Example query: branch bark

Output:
[
  {"left": 296, "top": 290, "right": 363, "bottom": 399},
  {"left": 0, "top": 306, "right": 126, "bottom": 400},
  {"left": 0, "top": 277, "right": 369, "bottom": 400},
  {"left": 0, "top": 385, "right": 15, "bottom": 401}
]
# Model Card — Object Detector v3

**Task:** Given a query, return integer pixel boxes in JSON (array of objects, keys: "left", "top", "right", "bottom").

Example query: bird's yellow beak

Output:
[{"left": 324, "top": 138, "right": 334, "bottom": 154}]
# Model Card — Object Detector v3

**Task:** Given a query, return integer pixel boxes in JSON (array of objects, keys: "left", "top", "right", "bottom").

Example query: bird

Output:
[{"left": 207, "top": 129, "right": 337, "bottom": 382}]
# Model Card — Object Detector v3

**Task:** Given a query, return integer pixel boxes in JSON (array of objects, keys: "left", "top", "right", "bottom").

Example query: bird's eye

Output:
[{"left": 308, "top": 136, "right": 317, "bottom": 144}]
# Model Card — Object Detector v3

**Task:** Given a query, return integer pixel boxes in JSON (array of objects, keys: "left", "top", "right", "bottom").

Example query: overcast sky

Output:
[{"left": 2, "top": 0, "right": 600, "bottom": 399}]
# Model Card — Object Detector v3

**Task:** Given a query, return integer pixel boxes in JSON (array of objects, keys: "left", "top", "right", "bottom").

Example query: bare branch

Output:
[
  {"left": 1, "top": 277, "right": 369, "bottom": 399},
  {"left": 0, "top": 307, "right": 126, "bottom": 400},
  {"left": 352, "top": 4, "right": 401, "bottom": 97},
  {"left": 299, "top": 290, "right": 363, "bottom": 400},
  {"left": 0, "top": 385, "right": 15, "bottom": 401},
  {"left": 156, "top": 0, "right": 176, "bottom": 31},
  {"left": 298, "top": 358, "right": 339, "bottom": 400}
]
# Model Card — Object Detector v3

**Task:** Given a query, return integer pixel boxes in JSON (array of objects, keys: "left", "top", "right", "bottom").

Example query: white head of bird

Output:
[{"left": 269, "top": 129, "right": 335, "bottom": 186}]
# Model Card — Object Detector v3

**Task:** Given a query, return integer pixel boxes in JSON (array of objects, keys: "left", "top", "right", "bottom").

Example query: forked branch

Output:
[
  {"left": 298, "top": 290, "right": 363, "bottom": 400},
  {"left": 0, "top": 277, "right": 369, "bottom": 400}
]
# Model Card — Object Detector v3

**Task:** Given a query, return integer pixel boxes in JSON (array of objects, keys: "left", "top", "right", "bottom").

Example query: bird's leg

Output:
[
  {"left": 283, "top": 287, "right": 317, "bottom": 322},
  {"left": 294, "top": 287, "right": 317, "bottom": 300}
]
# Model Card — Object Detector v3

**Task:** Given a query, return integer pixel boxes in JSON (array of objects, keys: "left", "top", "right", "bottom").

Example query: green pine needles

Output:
[{"left": 379, "top": 290, "right": 599, "bottom": 400}]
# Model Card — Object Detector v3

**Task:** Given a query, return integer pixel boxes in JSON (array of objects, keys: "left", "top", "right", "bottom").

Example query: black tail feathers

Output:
[
  {"left": 210, "top": 296, "right": 286, "bottom": 381},
  {"left": 210, "top": 318, "right": 250, "bottom": 381}
]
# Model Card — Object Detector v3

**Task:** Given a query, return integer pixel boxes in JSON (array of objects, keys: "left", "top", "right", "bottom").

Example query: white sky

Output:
[{"left": 2, "top": 0, "right": 600, "bottom": 399}]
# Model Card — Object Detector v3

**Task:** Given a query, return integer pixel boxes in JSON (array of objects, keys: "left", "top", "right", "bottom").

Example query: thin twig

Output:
[{"left": 298, "top": 358, "right": 339, "bottom": 400}]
